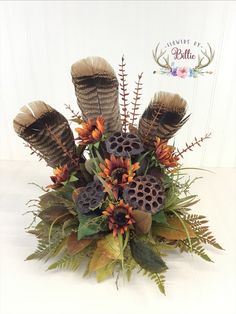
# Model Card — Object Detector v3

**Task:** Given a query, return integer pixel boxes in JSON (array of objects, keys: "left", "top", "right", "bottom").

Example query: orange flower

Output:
[
  {"left": 102, "top": 200, "right": 135, "bottom": 237},
  {"left": 155, "top": 137, "right": 179, "bottom": 168},
  {"left": 75, "top": 116, "right": 105, "bottom": 145},
  {"left": 99, "top": 155, "right": 140, "bottom": 189},
  {"left": 47, "top": 164, "right": 70, "bottom": 189}
]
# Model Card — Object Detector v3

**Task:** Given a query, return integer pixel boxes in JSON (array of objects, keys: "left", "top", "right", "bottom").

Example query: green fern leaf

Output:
[
  {"left": 26, "top": 241, "right": 50, "bottom": 261},
  {"left": 177, "top": 239, "right": 213, "bottom": 262},
  {"left": 47, "top": 252, "right": 84, "bottom": 271},
  {"left": 143, "top": 270, "right": 166, "bottom": 295}
]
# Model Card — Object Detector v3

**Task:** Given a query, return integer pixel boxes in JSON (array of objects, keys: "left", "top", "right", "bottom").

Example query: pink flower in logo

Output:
[{"left": 176, "top": 67, "right": 188, "bottom": 78}]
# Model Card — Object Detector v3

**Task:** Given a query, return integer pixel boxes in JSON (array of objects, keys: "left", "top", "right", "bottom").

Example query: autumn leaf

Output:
[
  {"left": 67, "top": 232, "right": 92, "bottom": 255},
  {"left": 152, "top": 217, "right": 196, "bottom": 240},
  {"left": 96, "top": 234, "right": 121, "bottom": 260},
  {"left": 88, "top": 234, "right": 121, "bottom": 273},
  {"left": 88, "top": 249, "right": 112, "bottom": 273},
  {"left": 132, "top": 210, "right": 152, "bottom": 234},
  {"left": 38, "top": 205, "right": 72, "bottom": 224}
]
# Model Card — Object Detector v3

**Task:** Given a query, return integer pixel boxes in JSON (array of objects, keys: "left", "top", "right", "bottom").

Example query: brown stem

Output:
[
  {"left": 24, "top": 143, "right": 44, "bottom": 161},
  {"left": 130, "top": 72, "right": 143, "bottom": 127},
  {"left": 118, "top": 55, "right": 129, "bottom": 133},
  {"left": 143, "top": 104, "right": 163, "bottom": 145},
  {"left": 175, "top": 133, "right": 211, "bottom": 158},
  {"left": 64, "top": 104, "right": 83, "bottom": 122},
  {"left": 46, "top": 126, "right": 80, "bottom": 170}
]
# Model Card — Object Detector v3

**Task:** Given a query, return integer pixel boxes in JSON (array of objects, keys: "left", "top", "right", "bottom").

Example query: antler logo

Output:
[{"left": 153, "top": 40, "right": 215, "bottom": 78}]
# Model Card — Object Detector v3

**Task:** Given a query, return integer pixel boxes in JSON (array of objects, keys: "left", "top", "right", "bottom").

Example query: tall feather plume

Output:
[
  {"left": 13, "top": 101, "right": 78, "bottom": 169},
  {"left": 71, "top": 56, "right": 122, "bottom": 133},
  {"left": 138, "top": 91, "right": 189, "bottom": 148}
]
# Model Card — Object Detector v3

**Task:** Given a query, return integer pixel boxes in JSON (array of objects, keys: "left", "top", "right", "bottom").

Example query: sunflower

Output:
[
  {"left": 155, "top": 137, "right": 179, "bottom": 168},
  {"left": 47, "top": 164, "right": 70, "bottom": 189},
  {"left": 75, "top": 116, "right": 105, "bottom": 145},
  {"left": 99, "top": 155, "right": 140, "bottom": 189},
  {"left": 102, "top": 200, "right": 135, "bottom": 236}
]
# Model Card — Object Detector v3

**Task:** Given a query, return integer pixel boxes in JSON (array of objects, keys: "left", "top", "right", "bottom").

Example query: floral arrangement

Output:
[{"left": 13, "top": 55, "right": 222, "bottom": 294}]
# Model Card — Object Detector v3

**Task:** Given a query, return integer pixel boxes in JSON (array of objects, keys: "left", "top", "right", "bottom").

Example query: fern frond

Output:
[
  {"left": 177, "top": 238, "right": 213, "bottom": 262},
  {"left": 130, "top": 72, "right": 143, "bottom": 127},
  {"left": 175, "top": 133, "right": 211, "bottom": 158},
  {"left": 26, "top": 240, "right": 50, "bottom": 261},
  {"left": 45, "top": 238, "right": 67, "bottom": 261},
  {"left": 184, "top": 214, "right": 223, "bottom": 250},
  {"left": 143, "top": 270, "right": 166, "bottom": 295},
  {"left": 118, "top": 55, "right": 129, "bottom": 133},
  {"left": 47, "top": 252, "right": 85, "bottom": 271},
  {"left": 124, "top": 248, "right": 137, "bottom": 281}
]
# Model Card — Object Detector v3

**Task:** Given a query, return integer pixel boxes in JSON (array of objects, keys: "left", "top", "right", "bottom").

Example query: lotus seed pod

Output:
[
  {"left": 105, "top": 132, "right": 144, "bottom": 157},
  {"left": 123, "top": 175, "right": 165, "bottom": 214},
  {"left": 76, "top": 180, "right": 105, "bottom": 214}
]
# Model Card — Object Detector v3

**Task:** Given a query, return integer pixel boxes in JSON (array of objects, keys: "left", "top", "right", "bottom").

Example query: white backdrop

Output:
[{"left": 0, "top": 1, "right": 236, "bottom": 167}]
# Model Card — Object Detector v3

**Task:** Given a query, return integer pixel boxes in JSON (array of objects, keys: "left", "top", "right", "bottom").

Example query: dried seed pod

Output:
[
  {"left": 123, "top": 175, "right": 165, "bottom": 214},
  {"left": 105, "top": 132, "right": 144, "bottom": 157},
  {"left": 76, "top": 180, "right": 105, "bottom": 214}
]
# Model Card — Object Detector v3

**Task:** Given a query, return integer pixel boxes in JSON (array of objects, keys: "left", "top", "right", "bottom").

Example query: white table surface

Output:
[{"left": 0, "top": 160, "right": 236, "bottom": 314}]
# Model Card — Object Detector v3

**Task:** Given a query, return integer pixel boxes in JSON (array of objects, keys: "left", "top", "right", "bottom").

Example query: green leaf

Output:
[
  {"left": 130, "top": 236, "right": 168, "bottom": 273},
  {"left": 152, "top": 210, "right": 168, "bottom": 224},
  {"left": 69, "top": 175, "right": 78, "bottom": 182},
  {"left": 85, "top": 158, "right": 100, "bottom": 175},
  {"left": 77, "top": 214, "right": 108, "bottom": 241},
  {"left": 96, "top": 262, "right": 115, "bottom": 282},
  {"left": 93, "top": 141, "right": 100, "bottom": 149}
]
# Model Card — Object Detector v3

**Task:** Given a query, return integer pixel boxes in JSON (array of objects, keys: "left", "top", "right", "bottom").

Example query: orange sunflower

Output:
[
  {"left": 155, "top": 137, "right": 179, "bottom": 168},
  {"left": 47, "top": 164, "right": 70, "bottom": 189},
  {"left": 99, "top": 155, "right": 140, "bottom": 189},
  {"left": 75, "top": 116, "right": 105, "bottom": 145},
  {"left": 102, "top": 200, "right": 135, "bottom": 237}
]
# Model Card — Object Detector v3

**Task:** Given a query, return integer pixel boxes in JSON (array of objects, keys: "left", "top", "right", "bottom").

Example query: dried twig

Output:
[
  {"left": 24, "top": 143, "right": 44, "bottom": 161},
  {"left": 175, "top": 133, "right": 211, "bottom": 158},
  {"left": 130, "top": 72, "right": 143, "bottom": 127},
  {"left": 64, "top": 104, "right": 83, "bottom": 123},
  {"left": 118, "top": 55, "right": 129, "bottom": 133},
  {"left": 143, "top": 104, "right": 163, "bottom": 145},
  {"left": 46, "top": 125, "right": 80, "bottom": 170}
]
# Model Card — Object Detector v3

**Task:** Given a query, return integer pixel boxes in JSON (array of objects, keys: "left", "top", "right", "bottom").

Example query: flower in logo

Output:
[
  {"left": 171, "top": 68, "right": 177, "bottom": 76},
  {"left": 176, "top": 67, "right": 188, "bottom": 79},
  {"left": 188, "top": 68, "right": 194, "bottom": 78}
]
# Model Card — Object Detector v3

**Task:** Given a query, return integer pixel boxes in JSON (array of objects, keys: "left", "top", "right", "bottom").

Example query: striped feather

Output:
[
  {"left": 13, "top": 101, "right": 77, "bottom": 168},
  {"left": 138, "top": 92, "right": 189, "bottom": 148},
  {"left": 71, "top": 56, "right": 122, "bottom": 133}
]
